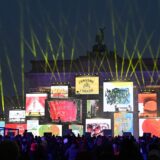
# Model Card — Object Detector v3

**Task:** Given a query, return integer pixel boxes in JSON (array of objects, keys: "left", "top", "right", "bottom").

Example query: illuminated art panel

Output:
[
  {"left": 103, "top": 82, "right": 133, "bottom": 112},
  {"left": 138, "top": 93, "right": 157, "bottom": 117},
  {"left": 114, "top": 112, "right": 133, "bottom": 136},
  {"left": 69, "top": 124, "right": 83, "bottom": 136},
  {"left": 5, "top": 123, "right": 27, "bottom": 135},
  {"left": 0, "top": 121, "right": 5, "bottom": 136},
  {"left": 51, "top": 86, "right": 68, "bottom": 98},
  {"left": 86, "top": 119, "right": 111, "bottom": 137},
  {"left": 27, "top": 120, "right": 39, "bottom": 136},
  {"left": 48, "top": 99, "right": 82, "bottom": 123},
  {"left": 87, "top": 100, "right": 101, "bottom": 118},
  {"left": 139, "top": 118, "right": 160, "bottom": 137},
  {"left": 26, "top": 93, "right": 47, "bottom": 116},
  {"left": 75, "top": 76, "right": 99, "bottom": 94},
  {"left": 38, "top": 124, "right": 62, "bottom": 137},
  {"left": 9, "top": 110, "right": 25, "bottom": 122}
]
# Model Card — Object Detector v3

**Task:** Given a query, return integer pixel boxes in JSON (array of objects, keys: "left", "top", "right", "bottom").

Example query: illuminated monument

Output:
[
  {"left": 23, "top": 29, "right": 160, "bottom": 137},
  {"left": 26, "top": 28, "right": 160, "bottom": 89}
]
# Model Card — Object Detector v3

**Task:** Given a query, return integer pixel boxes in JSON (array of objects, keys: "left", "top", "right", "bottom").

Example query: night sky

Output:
[{"left": 0, "top": 0, "right": 160, "bottom": 96}]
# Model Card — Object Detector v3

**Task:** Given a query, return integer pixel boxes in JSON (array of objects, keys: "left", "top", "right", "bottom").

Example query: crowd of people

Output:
[{"left": 0, "top": 131, "right": 160, "bottom": 160}]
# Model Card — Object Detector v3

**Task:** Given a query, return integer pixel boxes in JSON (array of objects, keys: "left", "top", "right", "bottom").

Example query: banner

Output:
[
  {"left": 114, "top": 112, "right": 133, "bottom": 136},
  {"left": 75, "top": 76, "right": 99, "bottom": 94},
  {"left": 103, "top": 82, "right": 133, "bottom": 112},
  {"left": 51, "top": 86, "right": 68, "bottom": 98}
]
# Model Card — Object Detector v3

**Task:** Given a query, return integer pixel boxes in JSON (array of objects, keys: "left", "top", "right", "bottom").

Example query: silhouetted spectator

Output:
[
  {"left": 65, "top": 140, "right": 79, "bottom": 160},
  {"left": 0, "top": 140, "right": 20, "bottom": 160},
  {"left": 118, "top": 138, "right": 143, "bottom": 160}
]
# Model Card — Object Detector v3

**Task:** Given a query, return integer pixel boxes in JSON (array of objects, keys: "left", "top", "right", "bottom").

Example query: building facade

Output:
[{"left": 24, "top": 34, "right": 160, "bottom": 138}]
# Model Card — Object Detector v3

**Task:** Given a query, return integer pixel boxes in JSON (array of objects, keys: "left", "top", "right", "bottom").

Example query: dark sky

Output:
[{"left": 0, "top": 0, "right": 160, "bottom": 96}]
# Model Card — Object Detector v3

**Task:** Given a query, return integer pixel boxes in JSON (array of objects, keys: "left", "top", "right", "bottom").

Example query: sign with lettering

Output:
[
  {"left": 51, "top": 86, "right": 68, "bottom": 98},
  {"left": 75, "top": 76, "right": 99, "bottom": 94}
]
